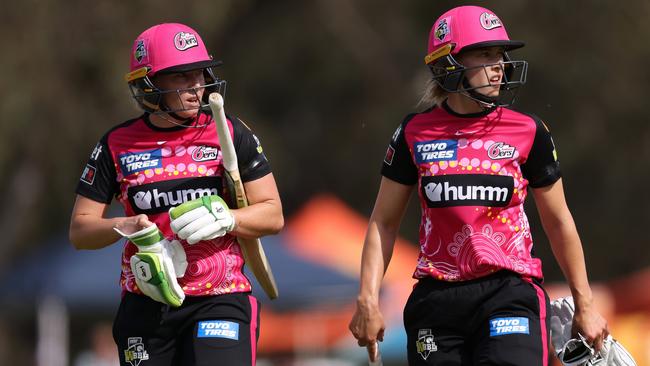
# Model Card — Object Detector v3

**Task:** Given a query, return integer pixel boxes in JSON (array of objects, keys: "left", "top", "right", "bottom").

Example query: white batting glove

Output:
[
  {"left": 168, "top": 195, "right": 235, "bottom": 245},
  {"left": 550, "top": 296, "right": 637, "bottom": 366},
  {"left": 115, "top": 224, "right": 187, "bottom": 307}
]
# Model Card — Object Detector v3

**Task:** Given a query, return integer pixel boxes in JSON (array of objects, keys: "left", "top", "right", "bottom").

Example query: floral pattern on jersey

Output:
[
  {"left": 121, "top": 236, "right": 252, "bottom": 296},
  {"left": 407, "top": 107, "right": 547, "bottom": 281}
]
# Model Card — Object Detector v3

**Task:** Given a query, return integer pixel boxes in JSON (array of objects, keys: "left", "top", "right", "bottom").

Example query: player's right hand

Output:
[
  {"left": 169, "top": 195, "right": 235, "bottom": 244},
  {"left": 349, "top": 297, "right": 385, "bottom": 349},
  {"left": 114, "top": 224, "right": 187, "bottom": 307}
]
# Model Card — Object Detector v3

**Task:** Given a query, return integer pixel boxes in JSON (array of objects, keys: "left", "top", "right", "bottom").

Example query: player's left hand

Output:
[
  {"left": 572, "top": 302, "right": 608, "bottom": 353},
  {"left": 169, "top": 195, "right": 235, "bottom": 244}
]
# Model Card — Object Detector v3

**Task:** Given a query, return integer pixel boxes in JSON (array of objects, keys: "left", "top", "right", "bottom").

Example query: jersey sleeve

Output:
[
  {"left": 230, "top": 115, "right": 272, "bottom": 182},
  {"left": 75, "top": 135, "right": 119, "bottom": 203},
  {"left": 521, "top": 116, "right": 562, "bottom": 188},
  {"left": 380, "top": 114, "right": 418, "bottom": 185}
]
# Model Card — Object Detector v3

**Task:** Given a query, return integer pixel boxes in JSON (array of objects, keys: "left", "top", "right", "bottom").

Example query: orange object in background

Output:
[{"left": 254, "top": 195, "right": 648, "bottom": 364}]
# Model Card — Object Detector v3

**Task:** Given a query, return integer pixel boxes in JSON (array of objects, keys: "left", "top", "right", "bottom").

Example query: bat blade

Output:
[{"left": 208, "top": 93, "right": 279, "bottom": 299}]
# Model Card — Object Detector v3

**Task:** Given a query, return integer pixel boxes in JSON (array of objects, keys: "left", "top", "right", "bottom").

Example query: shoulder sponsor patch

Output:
[
  {"left": 80, "top": 164, "right": 97, "bottom": 185},
  {"left": 414, "top": 140, "right": 457, "bottom": 163},
  {"left": 489, "top": 317, "right": 529, "bottom": 336},
  {"left": 197, "top": 320, "right": 239, "bottom": 340},
  {"left": 118, "top": 149, "right": 162, "bottom": 175}
]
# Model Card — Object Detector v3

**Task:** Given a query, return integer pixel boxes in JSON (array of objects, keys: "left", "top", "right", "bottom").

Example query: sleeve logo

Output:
[
  {"left": 80, "top": 164, "right": 96, "bottom": 185},
  {"left": 384, "top": 145, "right": 395, "bottom": 165},
  {"left": 90, "top": 143, "right": 103, "bottom": 160}
]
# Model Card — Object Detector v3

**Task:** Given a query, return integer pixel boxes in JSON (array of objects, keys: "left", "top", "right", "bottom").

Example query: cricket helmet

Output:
[
  {"left": 125, "top": 23, "right": 226, "bottom": 115},
  {"left": 425, "top": 6, "right": 527, "bottom": 106}
]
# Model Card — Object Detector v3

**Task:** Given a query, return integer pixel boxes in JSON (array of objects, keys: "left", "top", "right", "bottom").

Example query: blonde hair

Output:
[{"left": 418, "top": 78, "right": 448, "bottom": 108}]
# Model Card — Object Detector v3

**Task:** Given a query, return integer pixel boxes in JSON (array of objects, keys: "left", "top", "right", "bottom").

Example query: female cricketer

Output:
[
  {"left": 69, "top": 23, "right": 283, "bottom": 366},
  {"left": 349, "top": 6, "right": 608, "bottom": 365}
]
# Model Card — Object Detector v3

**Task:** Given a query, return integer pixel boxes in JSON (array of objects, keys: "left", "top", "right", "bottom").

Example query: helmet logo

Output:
[
  {"left": 134, "top": 40, "right": 147, "bottom": 64},
  {"left": 480, "top": 12, "right": 502, "bottom": 30},
  {"left": 174, "top": 32, "right": 199, "bottom": 51},
  {"left": 434, "top": 18, "right": 451, "bottom": 42}
]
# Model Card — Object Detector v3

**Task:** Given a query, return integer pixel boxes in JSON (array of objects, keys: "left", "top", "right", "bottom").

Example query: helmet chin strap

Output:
[
  {"left": 153, "top": 101, "right": 210, "bottom": 128},
  {"left": 460, "top": 78, "right": 498, "bottom": 109}
]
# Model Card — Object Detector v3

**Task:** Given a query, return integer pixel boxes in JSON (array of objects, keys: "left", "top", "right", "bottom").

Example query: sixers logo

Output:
[
  {"left": 174, "top": 32, "right": 199, "bottom": 51},
  {"left": 192, "top": 146, "right": 219, "bottom": 162},
  {"left": 487, "top": 142, "right": 516, "bottom": 160},
  {"left": 480, "top": 12, "right": 502, "bottom": 30}
]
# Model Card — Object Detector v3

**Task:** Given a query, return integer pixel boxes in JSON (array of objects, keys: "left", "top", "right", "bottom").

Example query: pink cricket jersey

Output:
[{"left": 382, "top": 103, "right": 560, "bottom": 281}]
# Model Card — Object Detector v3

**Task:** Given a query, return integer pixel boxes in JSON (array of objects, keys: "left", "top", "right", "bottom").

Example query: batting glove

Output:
[
  {"left": 115, "top": 224, "right": 187, "bottom": 307},
  {"left": 168, "top": 195, "right": 235, "bottom": 245},
  {"left": 550, "top": 296, "right": 637, "bottom": 366}
]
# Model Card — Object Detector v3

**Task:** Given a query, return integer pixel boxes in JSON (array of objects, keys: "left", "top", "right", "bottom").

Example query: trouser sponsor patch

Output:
[
  {"left": 197, "top": 320, "right": 240, "bottom": 340},
  {"left": 489, "top": 316, "right": 529, "bottom": 336}
]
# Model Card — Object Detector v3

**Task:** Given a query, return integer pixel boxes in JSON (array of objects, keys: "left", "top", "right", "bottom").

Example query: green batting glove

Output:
[
  {"left": 115, "top": 224, "right": 187, "bottom": 307},
  {"left": 169, "top": 195, "right": 235, "bottom": 244}
]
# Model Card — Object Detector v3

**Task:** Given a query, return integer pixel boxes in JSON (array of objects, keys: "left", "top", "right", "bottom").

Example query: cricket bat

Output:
[
  {"left": 367, "top": 342, "right": 383, "bottom": 366},
  {"left": 208, "top": 93, "right": 279, "bottom": 299}
]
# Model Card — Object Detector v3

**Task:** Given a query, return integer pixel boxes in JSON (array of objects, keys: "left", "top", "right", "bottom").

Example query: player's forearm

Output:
[
  {"left": 69, "top": 214, "right": 124, "bottom": 250},
  {"left": 544, "top": 215, "right": 594, "bottom": 309},
  {"left": 358, "top": 220, "right": 397, "bottom": 305},
  {"left": 230, "top": 198, "right": 284, "bottom": 239}
]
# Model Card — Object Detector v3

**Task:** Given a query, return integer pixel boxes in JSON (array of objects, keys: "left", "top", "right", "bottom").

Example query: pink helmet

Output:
[
  {"left": 125, "top": 23, "right": 226, "bottom": 116},
  {"left": 425, "top": 6, "right": 523, "bottom": 65},
  {"left": 129, "top": 23, "right": 222, "bottom": 75},
  {"left": 424, "top": 6, "right": 527, "bottom": 107}
]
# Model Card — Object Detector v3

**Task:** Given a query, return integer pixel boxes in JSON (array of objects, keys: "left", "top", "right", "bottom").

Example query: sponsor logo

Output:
[
  {"left": 414, "top": 140, "right": 457, "bottom": 163},
  {"left": 384, "top": 145, "right": 395, "bottom": 165},
  {"left": 489, "top": 317, "right": 529, "bottom": 336},
  {"left": 134, "top": 39, "right": 147, "bottom": 63},
  {"left": 416, "top": 329, "right": 438, "bottom": 360},
  {"left": 90, "top": 143, "right": 103, "bottom": 160},
  {"left": 174, "top": 31, "right": 199, "bottom": 51},
  {"left": 434, "top": 18, "right": 450, "bottom": 42},
  {"left": 133, "top": 260, "right": 152, "bottom": 281},
  {"left": 391, "top": 125, "right": 402, "bottom": 143},
  {"left": 191, "top": 145, "right": 219, "bottom": 162},
  {"left": 480, "top": 12, "right": 502, "bottom": 30},
  {"left": 124, "top": 337, "right": 149, "bottom": 366},
  {"left": 197, "top": 320, "right": 239, "bottom": 340},
  {"left": 253, "top": 134, "right": 264, "bottom": 154},
  {"left": 128, "top": 177, "right": 222, "bottom": 214},
  {"left": 80, "top": 164, "right": 96, "bottom": 185},
  {"left": 487, "top": 142, "right": 516, "bottom": 160},
  {"left": 421, "top": 174, "right": 514, "bottom": 207},
  {"left": 118, "top": 149, "right": 162, "bottom": 175}
]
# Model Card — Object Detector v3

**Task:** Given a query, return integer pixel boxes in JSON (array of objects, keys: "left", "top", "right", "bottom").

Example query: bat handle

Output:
[{"left": 367, "top": 342, "right": 383, "bottom": 366}]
